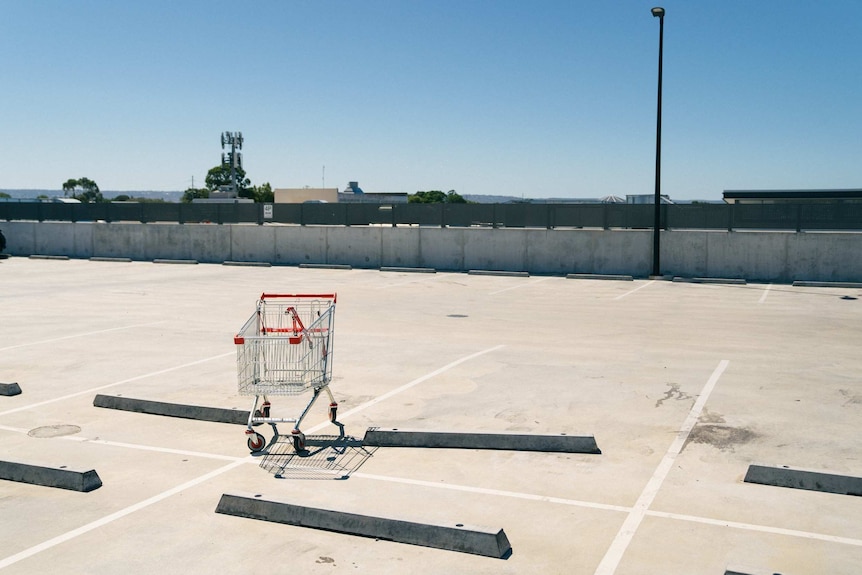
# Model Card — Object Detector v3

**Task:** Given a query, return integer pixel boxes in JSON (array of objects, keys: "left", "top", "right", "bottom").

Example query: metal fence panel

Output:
[
  {"left": 601, "top": 204, "right": 654, "bottom": 228},
  {"left": 0, "top": 202, "right": 40, "bottom": 221},
  {"left": 272, "top": 203, "right": 302, "bottom": 224},
  {"left": 183, "top": 203, "right": 223, "bottom": 224},
  {"left": 732, "top": 204, "right": 799, "bottom": 230},
  {"left": 301, "top": 203, "right": 347, "bottom": 226},
  {"left": 393, "top": 203, "right": 443, "bottom": 226},
  {"left": 345, "top": 203, "right": 394, "bottom": 226},
  {"left": 666, "top": 204, "right": 730, "bottom": 229},
  {"left": 145, "top": 203, "right": 182, "bottom": 223},
  {"left": 107, "top": 202, "right": 144, "bottom": 222},
  {"left": 233, "top": 203, "right": 259, "bottom": 224},
  {"left": 799, "top": 203, "right": 862, "bottom": 230},
  {"left": 440, "top": 204, "right": 483, "bottom": 227},
  {"left": 550, "top": 204, "right": 605, "bottom": 228},
  {"left": 47, "top": 203, "right": 81, "bottom": 221},
  {"left": 4, "top": 201, "right": 862, "bottom": 231},
  {"left": 499, "top": 204, "right": 551, "bottom": 228}
]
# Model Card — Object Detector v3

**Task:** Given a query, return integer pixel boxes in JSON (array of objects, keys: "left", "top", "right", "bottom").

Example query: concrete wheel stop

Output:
[
  {"left": 215, "top": 492, "right": 512, "bottom": 558},
  {"left": 467, "top": 270, "right": 529, "bottom": 278},
  {"left": 93, "top": 394, "right": 249, "bottom": 425},
  {"left": 0, "top": 460, "right": 102, "bottom": 492},
  {"left": 566, "top": 273, "right": 633, "bottom": 281},
  {"left": 744, "top": 463, "right": 862, "bottom": 496},
  {"left": 725, "top": 565, "right": 787, "bottom": 575},
  {"left": 380, "top": 266, "right": 436, "bottom": 273},
  {"left": 299, "top": 263, "right": 351, "bottom": 270},
  {"left": 362, "top": 427, "right": 601, "bottom": 453},
  {"left": 1, "top": 382, "right": 22, "bottom": 396}
]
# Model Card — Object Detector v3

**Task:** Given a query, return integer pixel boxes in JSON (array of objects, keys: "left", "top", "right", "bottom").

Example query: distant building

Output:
[
  {"left": 191, "top": 197, "right": 253, "bottom": 204},
  {"left": 723, "top": 189, "right": 862, "bottom": 204},
  {"left": 343, "top": 181, "right": 364, "bottom": 194},
  {"left": 337, "top": 191, "right": 408, "bottom": 204},
  {"left": 274, "top": 188, "right": 339, "bottom": 203},
  {"left": 626, "top": 194, "right": 673, "bottom": 204},
  {"left": 338, "top": 180, "right": 408, "bottom": 204},
  {"left": 274, "top": 181, "right": 407, "bottom": 204}
]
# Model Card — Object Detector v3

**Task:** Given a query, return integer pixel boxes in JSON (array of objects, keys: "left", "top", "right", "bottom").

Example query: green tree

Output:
[
  {"left": 408, "top": 189, "right": 468, "bottom": 204},
  {"left": 251, "top": 182, "right": 273, "bottom": 203},
  {"left": 181, "top": 187, "right": 210, "bottom": 203},
  {"left": 205, "top": 164, "right": 250, "bottom": 194},
  {"left": 62, "top": 177, "right": 103, "bottom": 203},
  {"left": 62, "top": 178, "right": 78, "bottom": 197},
  {"left": 409, "top": 190, "right": 447, "bottom": 204},
  {"left": 446, "top": 190, "right": 467, "bottom": 203},
  {"left": 0, "top": 192, "right": 10, "bottom": 199}
]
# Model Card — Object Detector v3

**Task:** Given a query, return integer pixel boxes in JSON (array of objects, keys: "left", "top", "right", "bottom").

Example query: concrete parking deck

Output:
[{"left": 1, "top": 257, "right": 860, "bottom": 574}]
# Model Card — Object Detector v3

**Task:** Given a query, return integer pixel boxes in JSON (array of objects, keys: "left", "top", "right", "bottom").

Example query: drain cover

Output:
[{"left": 28, "top": 424, "right": 82, "bottom": 438}]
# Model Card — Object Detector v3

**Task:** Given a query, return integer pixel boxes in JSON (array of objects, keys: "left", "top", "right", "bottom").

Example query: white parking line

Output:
[
  {"left": 593, "top": 359, "right": 730, "bottom": 575},
  {"left": 0, "top": 345, "right": 505, "bottom": 570},
  {"left": 0, "top": 321, "right": 165, "bottom": 353},
  {"left": 0, "top": 459, "right": 247, "bottom": 570},
  {"left": 758, "top": 283, "right": 773, "bottom": 304},
  {"left": 332, "top": 344, "right": 505, "bottom": 424},
  {"left": 647, "top": 510, "right": 862, "bottom": 548},
  {"left": 354, "top": 472, "right": 630, "bottom": 513},
  {"left": 378, "top": 274, "right": 442, "bottom": 289},
  {"left": 489, "top": 277, "right": 552, "bottom": 295},
  {"left": 5, "top": 347, "right": 860, "bottom": 571},
  {"left": 613, "top": 280, "right": 655, "bottom": 300},
  {"left": 0, "top": 351, "right": 235, "bottom": 417}
]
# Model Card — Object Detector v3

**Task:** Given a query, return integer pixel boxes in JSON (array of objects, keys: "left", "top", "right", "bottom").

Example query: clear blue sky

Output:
[{"left": 2, "top": 1, "right": 860, "bottom": 200}]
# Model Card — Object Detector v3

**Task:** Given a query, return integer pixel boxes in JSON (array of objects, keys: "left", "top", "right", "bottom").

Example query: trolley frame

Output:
[{"left": 234, "top": 293, "right": 338, "bottom": 452}]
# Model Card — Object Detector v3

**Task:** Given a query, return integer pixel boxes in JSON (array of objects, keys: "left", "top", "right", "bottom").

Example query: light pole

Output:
[{"left": 651, "top": 6, "right": 665, "bottom": 278}]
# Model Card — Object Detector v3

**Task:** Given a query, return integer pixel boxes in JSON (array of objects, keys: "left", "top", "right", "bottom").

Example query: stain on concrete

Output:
[
  {"left": 495, "top": 407, "right": 525, "bottom": 424},
  {"left": 655, "top": 383, "right": 692, "bottom": 408},
  {"left": 27, "top": 424, "right": 81, "bottom": 438},
  {"left": 698, "top": 407, "right": 725, "bottom": 424},
  {"left": 840, "top": 389, "right": 861, "bottom": 406},
  {"left": 684, "top": 424, "right": 759, "bottom": 452}
]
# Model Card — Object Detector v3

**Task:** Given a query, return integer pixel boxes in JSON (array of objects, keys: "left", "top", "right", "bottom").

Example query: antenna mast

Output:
[{"left": 220, "top": 131, "right": 243, "bottom": 195}]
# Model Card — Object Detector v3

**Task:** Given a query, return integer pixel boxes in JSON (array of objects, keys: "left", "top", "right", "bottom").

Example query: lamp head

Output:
[{"left": 651, "top": 7, "right": 665, "bottom": 17}]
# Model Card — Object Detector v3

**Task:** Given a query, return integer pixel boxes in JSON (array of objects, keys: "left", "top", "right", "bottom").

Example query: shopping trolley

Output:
[{"left": 234, "top": 293, "right": 338, "bottom": 453}]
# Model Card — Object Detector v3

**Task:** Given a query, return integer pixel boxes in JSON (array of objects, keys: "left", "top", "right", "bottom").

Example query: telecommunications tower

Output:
[{"left": 220, "top": 131, "right": 244, "bottom": 195}]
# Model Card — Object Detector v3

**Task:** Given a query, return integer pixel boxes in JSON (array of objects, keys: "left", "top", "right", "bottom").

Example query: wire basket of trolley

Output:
[{"left": 234, "top": 293, "right": 338, "bottom": 453}]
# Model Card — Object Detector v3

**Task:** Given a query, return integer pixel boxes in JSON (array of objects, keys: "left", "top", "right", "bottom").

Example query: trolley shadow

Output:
[{"left": 259, "top": 424, "right": 377, "bottom": 480}]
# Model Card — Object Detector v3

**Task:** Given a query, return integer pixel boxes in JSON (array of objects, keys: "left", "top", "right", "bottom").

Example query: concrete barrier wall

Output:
[{"left": 3, "top": 221, "right": 861, "bottom": 282}]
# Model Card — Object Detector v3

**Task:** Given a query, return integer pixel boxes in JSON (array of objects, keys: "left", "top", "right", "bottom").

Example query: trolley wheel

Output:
[
  {"left": 262, "top": 404, "right": 271, "bottom": 418},
  {"left": 328, "top": 405, "right": 338, "bottom": 422},
  {"left": 247, "top": 432, "right": 266, "bottom": 452},
  {"left": 292, "top": 431, "right": 306, "bottom": 452}
]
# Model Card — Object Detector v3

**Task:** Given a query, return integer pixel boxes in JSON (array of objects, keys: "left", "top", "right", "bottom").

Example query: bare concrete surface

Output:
[{"left": 1, "top": 257, "right": 861, "bottom": 574}]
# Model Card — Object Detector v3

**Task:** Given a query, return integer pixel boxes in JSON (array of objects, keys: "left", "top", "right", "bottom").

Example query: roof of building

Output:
[{"left": 723, "top": 189, "right": 862, "bottom": 203}]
